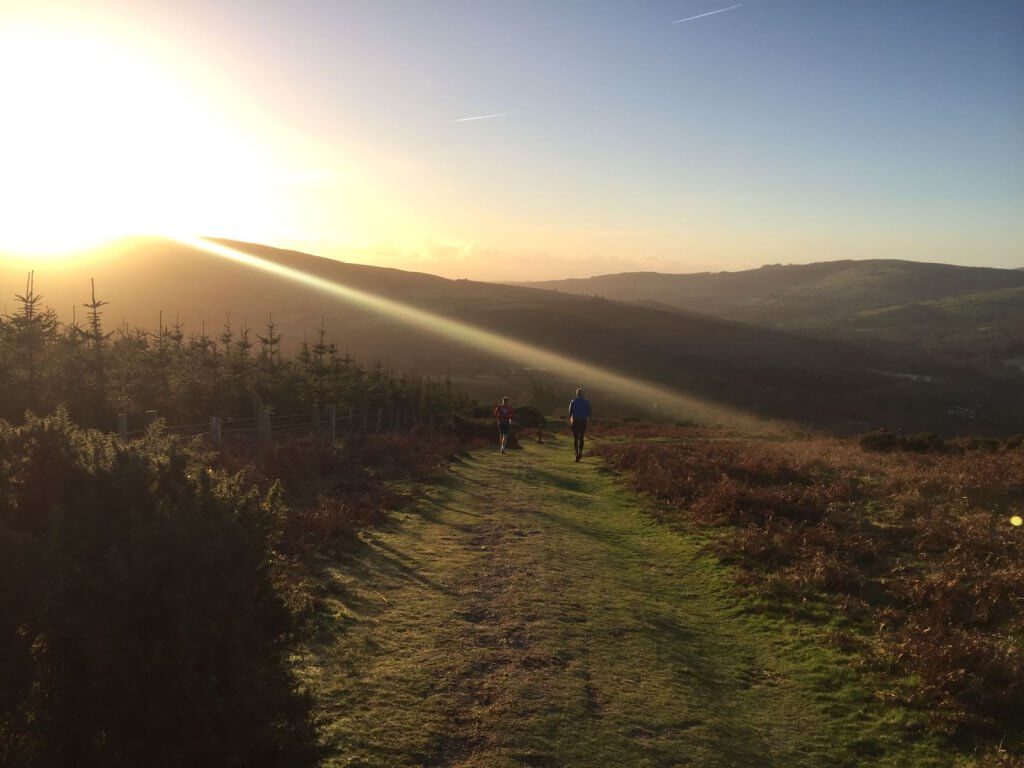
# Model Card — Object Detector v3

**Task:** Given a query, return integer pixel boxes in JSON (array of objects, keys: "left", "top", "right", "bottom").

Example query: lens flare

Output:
[
  {"left": 173, "top": 236, "right": 772, "bottom": 431},
  {"left": 1011, "top": 515, "right": 1022, "bottom": 527}
]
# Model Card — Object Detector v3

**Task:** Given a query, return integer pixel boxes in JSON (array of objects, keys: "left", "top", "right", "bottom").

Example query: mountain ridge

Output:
[{"left": 2, "top": 239, "right": 1021, "bottom": 433}]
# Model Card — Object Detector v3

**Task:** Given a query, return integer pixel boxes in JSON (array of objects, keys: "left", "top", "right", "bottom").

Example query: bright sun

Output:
[{"left": 0, "top": 14, "right": 282, "bottom": 259}]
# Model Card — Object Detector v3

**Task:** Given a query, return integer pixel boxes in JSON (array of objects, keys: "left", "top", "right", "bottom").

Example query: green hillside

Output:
[
  {"left": 522, "top": 260, "right": 1024, "bottom": 326},
  {"left": 851, "top": 286, "right": 1024, "bottom": 360},
  {"left": 522, "top": 260, "right": 1024, "bottom": 367},
  {"left": 3, "top": 240, "right": 1022, "bottom": 433}
]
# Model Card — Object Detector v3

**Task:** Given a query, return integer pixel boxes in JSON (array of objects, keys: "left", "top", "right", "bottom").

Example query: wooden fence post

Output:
[
  {"left": 117, "top": 413, "right": 127, "bottom": 440},
  {"left": 261, "top": 407, "right": 272, "bottom": 441},
  {"left": 209, "top": 416, "right": 218, "bottom": 443},
  {"left": 144, "top": 410, "right": 158, "bottom": 427}
]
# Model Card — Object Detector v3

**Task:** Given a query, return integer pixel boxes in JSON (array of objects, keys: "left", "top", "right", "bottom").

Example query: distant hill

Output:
[
  {"left": 522, "top": 260, "right": 1024, "bottom": 322},
  {"left": 521, "top": 260, "right": 1024, "bottom": 364},
  {"left": 2, "top": 241, "right": 1021, "bottom": 433},
  {"left": 852, "top": 285, "right": 1024, "bottom": 355}
]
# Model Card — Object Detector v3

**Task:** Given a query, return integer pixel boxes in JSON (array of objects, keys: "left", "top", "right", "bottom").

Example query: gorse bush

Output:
[
  {"left": 595, "top": 437, "right": 1024, "bottom": 744},
  {"left": 0, "top": 412, "right": 318, "bottom": 768}
]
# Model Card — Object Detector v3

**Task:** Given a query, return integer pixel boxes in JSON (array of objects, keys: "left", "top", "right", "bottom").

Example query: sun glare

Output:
[
  {"left": 175, "top": 235, "right": 774, "bottom": 432},
  {"left": 0, "top": 16, "right": 282, "bottom": 259}
]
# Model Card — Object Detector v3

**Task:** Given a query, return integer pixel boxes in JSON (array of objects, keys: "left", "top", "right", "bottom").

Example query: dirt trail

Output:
[{"left": 299, "top": 436, "right": 951, "bottom": 768}]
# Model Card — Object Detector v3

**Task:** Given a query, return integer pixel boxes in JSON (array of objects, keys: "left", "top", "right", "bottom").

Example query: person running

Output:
[
  {"left": 568, "top": 387, "right": 591, "bottom": 462},
  {"left": 493, "top": 397, "right": 514, "bottom": 454}
]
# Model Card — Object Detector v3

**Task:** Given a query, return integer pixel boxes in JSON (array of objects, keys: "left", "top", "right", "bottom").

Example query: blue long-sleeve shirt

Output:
[{"left": 568, "top": 397, "right": 592, "bottom": 420}]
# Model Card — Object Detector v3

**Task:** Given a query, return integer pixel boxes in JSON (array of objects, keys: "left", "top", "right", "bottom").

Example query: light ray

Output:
[{"left": 174, "top": 236, "right": 773, "bottom": 431}]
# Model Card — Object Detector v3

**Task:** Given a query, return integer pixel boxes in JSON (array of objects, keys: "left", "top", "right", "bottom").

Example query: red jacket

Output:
[{"left": 493, "top": 404, "right": 514, "bottom": 423}]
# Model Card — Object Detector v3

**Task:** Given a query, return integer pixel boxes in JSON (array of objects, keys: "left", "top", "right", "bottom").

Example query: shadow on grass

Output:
[{"left": 520, "top": 464, "right": 595, "bottom": 494}]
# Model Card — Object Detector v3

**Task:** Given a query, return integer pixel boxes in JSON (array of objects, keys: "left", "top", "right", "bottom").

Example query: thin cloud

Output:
[
  {"left": 452, "top": 111, "right": 514, "bottom": 123},
  {"left": 672, "top": 3, "right": 747, "bottom": 24}
]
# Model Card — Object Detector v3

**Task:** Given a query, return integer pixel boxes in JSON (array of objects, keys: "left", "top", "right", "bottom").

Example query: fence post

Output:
[
  {"left": 144, "top": 409, "right": 158, "bottom": 427},
  {"left": 262, "top": 406, "right": 272, "bottom": 442},
  {"left": 328, "top": 405, "right": 336, "bottom": 442},
  {"left": 312, "top": 404, "right": 320, "bottom": 436},
  {"left": 118, "top": 413, "right": 127, "bottom": 440},
  {"left": 209, "top": 416, "right": 218, "bottom": 444},
  {"left": 361, "top": 400, "right": 368, "bottom": 433},
  {"left": 216, "top": 416, "right": 223, "bottom": 444}
]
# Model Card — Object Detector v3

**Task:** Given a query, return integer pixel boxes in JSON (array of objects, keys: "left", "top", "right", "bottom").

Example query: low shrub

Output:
[
  {"left": 595, "top": 435, "right": 1024, "bottom": 745},
  {"left": 0, "top": 411, "right": 318, "bottom": 768},
  {"left": 860, "top": 431, "right": 946, "bottom": 453}
]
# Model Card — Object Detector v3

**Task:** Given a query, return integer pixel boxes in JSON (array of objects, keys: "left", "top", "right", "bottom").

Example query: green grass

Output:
[
  {"left": 857, "top": 285, "right": 1024, "bottom": 319},
  {"left": 297, "top": 436, "right": 961, "bottom": 767}
]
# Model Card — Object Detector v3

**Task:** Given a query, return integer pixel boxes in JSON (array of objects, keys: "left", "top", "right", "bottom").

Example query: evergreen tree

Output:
[
  {"left": 82, "top": 278, "right": 112, "bottom": 414},
  {"left": 257, "top": 313, "right": 282, "bottom": 369},
  {"left": 312, "top": 318, "right": 330, "bottom": 406},
  {"left": 220, "top": 313, "right": 233, "bottom": 362},
  {"left": 4, "top": 272, "right": 57, "bottom": 411}
]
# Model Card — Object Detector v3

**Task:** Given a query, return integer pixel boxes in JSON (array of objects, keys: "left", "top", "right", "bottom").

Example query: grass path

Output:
[{"left": 299, "top": 436, "right": 954, "bottom": 767}]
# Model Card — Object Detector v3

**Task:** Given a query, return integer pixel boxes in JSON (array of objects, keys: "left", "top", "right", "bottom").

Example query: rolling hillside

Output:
[
  {"left": 2, "top": 240, "right": 1021, "bottom": 433},
  {"left": 522, "top": 260, "right": 1024, "bottom": 364},
  {"left": 849, "top": 285, "right": 1024, "bottom": 364}
]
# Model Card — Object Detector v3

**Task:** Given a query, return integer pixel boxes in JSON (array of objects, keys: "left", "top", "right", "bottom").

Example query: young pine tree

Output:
[{"left": 4, "top": 272, "right": 57, "bottom": 413}]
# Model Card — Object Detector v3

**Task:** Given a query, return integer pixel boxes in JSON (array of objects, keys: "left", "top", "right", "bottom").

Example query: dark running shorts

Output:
[
  {"left": 498, "top": 421, "right": 511, "bottom": 435},
  {"left": 571, "top": 418, "right": 588, "bottom": 436}
]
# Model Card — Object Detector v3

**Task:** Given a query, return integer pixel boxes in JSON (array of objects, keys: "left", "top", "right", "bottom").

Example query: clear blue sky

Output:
[{"left": 3, "top": 0, "right": 1022, "bottom": 277}]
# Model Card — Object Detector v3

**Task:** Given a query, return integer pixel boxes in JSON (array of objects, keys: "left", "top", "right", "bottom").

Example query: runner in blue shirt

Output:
[{"left": 568, "top": 388, "right": 592, "bottom": 462}]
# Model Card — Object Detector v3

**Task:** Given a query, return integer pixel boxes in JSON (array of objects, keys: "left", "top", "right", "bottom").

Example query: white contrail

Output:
[
  {"left": 672, "top": 3, "right": 747, "bottom": 24},
  {"left": 452, "top": 111, "right": 513, "bottom": 122}
]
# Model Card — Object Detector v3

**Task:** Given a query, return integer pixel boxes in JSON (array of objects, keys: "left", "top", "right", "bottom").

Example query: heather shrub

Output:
[
  {"left": 0, "top": 412, "right": 317, "bottom": 768},
  {"left": 860, "top": 431, "right": 946, "bottom": 453},
  {"left": 596, "top": 435, "right": 1024, "bottom": 742}
]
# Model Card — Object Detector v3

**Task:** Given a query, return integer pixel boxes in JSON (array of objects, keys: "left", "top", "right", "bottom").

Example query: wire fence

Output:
[{"left": 116, "top": 404, "right": 455, "bottom": 445}]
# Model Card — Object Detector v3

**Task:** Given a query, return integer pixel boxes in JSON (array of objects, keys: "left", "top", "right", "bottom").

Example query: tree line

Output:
[{"left": 0, "top": 273, "right": 470, "bottom": 429}]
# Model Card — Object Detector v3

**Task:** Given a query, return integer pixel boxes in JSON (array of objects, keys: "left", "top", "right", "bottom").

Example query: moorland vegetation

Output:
[
  {"left": 595, "top": 431, "right": 1024, "bottom": 762},
  {"left": 0, "top": 274, "right": 485, "bottom": 767}
]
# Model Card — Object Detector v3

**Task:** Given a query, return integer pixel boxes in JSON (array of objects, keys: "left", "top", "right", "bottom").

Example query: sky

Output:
[{"left": 0, "top": 0, "right": 1021, "bottom": 280}]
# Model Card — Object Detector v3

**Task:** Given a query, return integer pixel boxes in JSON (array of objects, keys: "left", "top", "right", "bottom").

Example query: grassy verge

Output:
[{"left": 298, "top": 435, "right": 962, "bottom": 767}]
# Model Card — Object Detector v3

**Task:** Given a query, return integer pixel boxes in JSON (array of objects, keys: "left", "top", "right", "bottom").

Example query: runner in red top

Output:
[{"left": 493, "top": 397, "right": 514, "bottom": 454}]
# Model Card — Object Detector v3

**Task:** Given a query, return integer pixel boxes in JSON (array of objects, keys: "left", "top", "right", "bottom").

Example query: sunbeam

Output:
[{"left": 173, "top": 236, "right": 773, "bottom": 431}]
